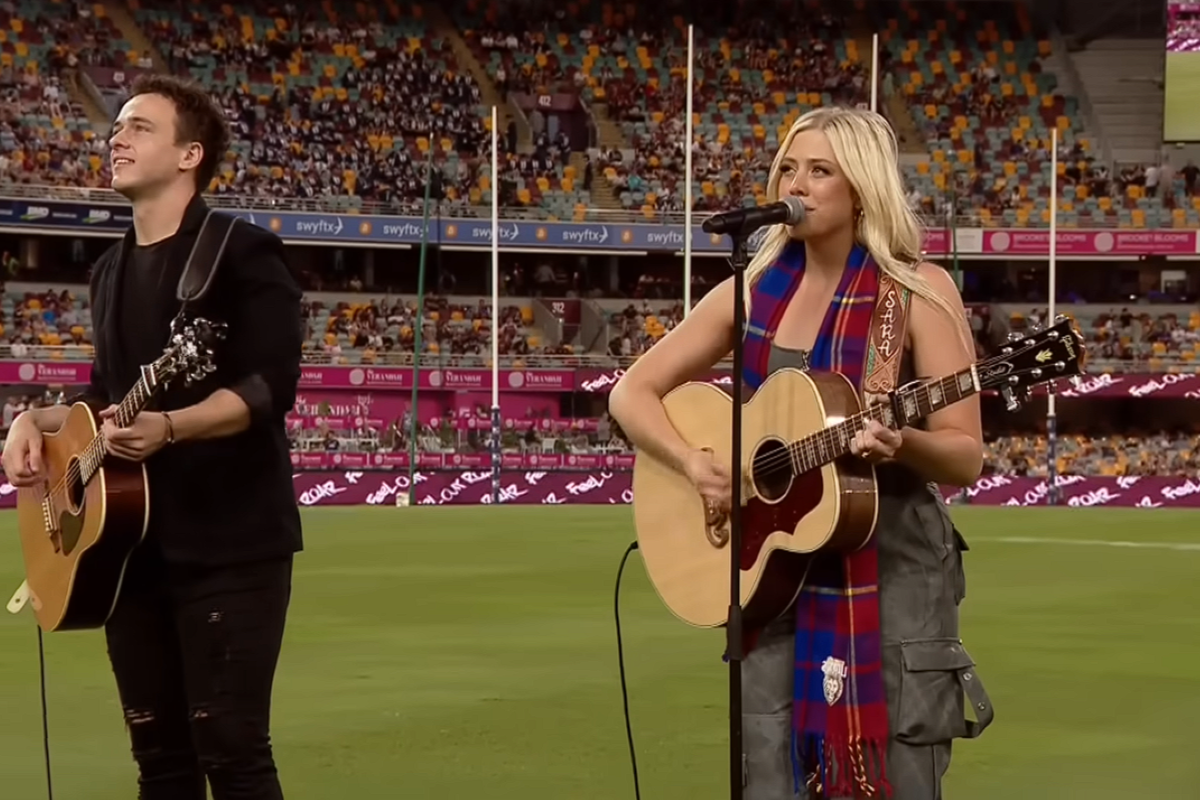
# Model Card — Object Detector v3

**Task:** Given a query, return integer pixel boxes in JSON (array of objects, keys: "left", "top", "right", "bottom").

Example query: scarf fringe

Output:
[{"left": 795, "top": 734, "right": 892, "bottom": 799}]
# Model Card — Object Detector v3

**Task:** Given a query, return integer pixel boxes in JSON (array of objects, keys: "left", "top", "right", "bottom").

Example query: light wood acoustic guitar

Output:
[
  {"left": 14, "top": 316, "right": 225, "bottom": 632},
  {"left": 632, "top": 316, "right": 1086, "bottom": 629}
]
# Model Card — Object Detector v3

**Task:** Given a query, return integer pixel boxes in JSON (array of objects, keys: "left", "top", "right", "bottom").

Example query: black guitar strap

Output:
[{"left": 175, "top": 210, "right": 239, "bottom": 306}]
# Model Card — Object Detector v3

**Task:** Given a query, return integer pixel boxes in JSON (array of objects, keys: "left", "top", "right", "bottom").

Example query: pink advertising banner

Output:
[
  {"left": 0, "top": 362, "right": 580, "bottom": 391},
  {"left": 287, "top": 473, "right": 1200, "bottom": 508},
  {"left": 0, "top": 362, "right": 91, "bottom": 385},
  {"left": 297, "top": 366, "right": 576, "bottom": 391},
  {"left": 981, "top": 229, "right": 1198, "bottom": 256},
  {"left": 448, "top": 416, "right": 599, "bottom": 432},
  {"left": 0, "top": 473, "right": 1194, "bottom": 508},
  {"left": 919, "top": 228, "right": 1200, "bottom": 257},
  {"left": 289, "top": 451, "right": 636, "bottom": 470}
]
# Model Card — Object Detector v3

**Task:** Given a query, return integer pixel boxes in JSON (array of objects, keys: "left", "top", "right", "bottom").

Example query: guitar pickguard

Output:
[{"left": 740, "top": 469, "right": 824, "bottom": 570}]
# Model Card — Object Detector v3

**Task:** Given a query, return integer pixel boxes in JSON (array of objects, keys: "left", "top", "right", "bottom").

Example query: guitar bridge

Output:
[
  {"left": 704, "top": 501, "right": 730, "bottom": 547},
  {"left": 41, "top": 495, "right": 62, "bottom": 553}
]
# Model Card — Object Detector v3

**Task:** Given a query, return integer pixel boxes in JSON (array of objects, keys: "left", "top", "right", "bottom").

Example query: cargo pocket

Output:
[{"left": 894, "top": 637, "right": 994, "bottom": 746}]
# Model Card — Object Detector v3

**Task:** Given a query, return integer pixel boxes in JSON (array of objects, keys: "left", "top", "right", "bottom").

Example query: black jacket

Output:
[{"left": 75, "top": 195, "right": 304, "bottom": 566}]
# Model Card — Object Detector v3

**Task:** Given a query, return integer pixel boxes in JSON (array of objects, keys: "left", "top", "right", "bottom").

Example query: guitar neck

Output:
[
  {"left": 786, "top": 367, "right": 980, "bottom": 474},
  {"left": 78, "top": 372, "right": 159, "bottom": 485}
]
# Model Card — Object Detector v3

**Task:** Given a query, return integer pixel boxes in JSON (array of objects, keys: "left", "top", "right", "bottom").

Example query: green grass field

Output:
[
  {"left": 1, "top": 506, "right": 1199, "bottom": 799},
  {"left": 1165, "top": 51, "right": 1200, "bottom": 142}
]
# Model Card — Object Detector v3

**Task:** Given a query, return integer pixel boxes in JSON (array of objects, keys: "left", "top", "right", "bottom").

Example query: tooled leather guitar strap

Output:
[{"left": 861, "top": 270, "right": 912, "bottom": 395}]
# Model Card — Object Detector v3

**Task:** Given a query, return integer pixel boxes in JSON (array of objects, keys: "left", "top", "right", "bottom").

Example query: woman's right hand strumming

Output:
[
  {"left": 682, "top": 448, "right": 732, "bottom": 513},
  {"left": 2, "top": 412, "right": 46, "bottom": 488}
]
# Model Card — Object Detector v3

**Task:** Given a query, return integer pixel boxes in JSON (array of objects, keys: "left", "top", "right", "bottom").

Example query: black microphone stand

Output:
[{"left": 725, "top": 229, "right": 752, "bottom": 800}]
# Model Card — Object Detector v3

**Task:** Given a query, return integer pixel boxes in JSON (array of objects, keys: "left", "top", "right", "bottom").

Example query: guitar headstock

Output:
[
  {"left": 977, "top": 316, "right": 1087, "bottom": 411},
  {"left": 151, "top": 316, "right": 228, "bottom": 388}
]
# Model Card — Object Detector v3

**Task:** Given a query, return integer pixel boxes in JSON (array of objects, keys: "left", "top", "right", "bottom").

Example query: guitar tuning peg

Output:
[
  {"left": 1054, "top": 313, "right": 1068, "bottom": 324},
  {"left": 1000, "top": 386, "right": 1021, "bottom": 412},
  {"left": 1006, "top": 331, "right": 1024, "bottom": 342}
]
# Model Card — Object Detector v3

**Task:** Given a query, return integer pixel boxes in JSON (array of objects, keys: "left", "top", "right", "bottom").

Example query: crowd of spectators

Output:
[
  {"left": 304, "top": 294, "right": 543, "bottom": 362},
  {"left": 4, "top": 270, "right": 1200, "bottom": 373},
  {"left": 604, "top": 300, "right": 684, "bottom": 358},
  {"left": 288, "top": 411, "right": 626, "bottom": 456},
  {"left": 591, "top": 5, "right": 865, "bottom": 213},
  {"left": 1, "top": 69, "right": 110, "bottom": 189},
  {"left": 985, "top": 432, "right": 1200, "bottom": 477},
  {"left": 141, "top": 1, "right": 490, "bottom": 209},
  {"left": 1006, "top": 305, "right": 1200, "bottom": 365},
  {"left": 0, "top": 287, "right": 92, "bottom": 356},
  {"left": 4, "top": 0, "right": 1195, "bottom": 224},
  {"left": 0, "top": 0, "right": 131, "bottom": 189}
]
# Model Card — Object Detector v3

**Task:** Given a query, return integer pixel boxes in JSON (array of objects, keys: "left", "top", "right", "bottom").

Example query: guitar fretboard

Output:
[
  {"left": 776, "top": 368, "right": 978, "bottom": 476},
  {"left": 77, "top": 370, "right": 157, "bottom": 485}
]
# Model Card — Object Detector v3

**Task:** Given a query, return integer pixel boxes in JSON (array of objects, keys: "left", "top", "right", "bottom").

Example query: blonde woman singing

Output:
[{"left": 610, "top": 107, "right": 994, "bottom": 799}]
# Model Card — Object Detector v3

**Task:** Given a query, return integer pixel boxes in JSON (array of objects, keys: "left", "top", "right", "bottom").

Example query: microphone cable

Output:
[
  {"left": 613, "top": 540, "right": 642, "bottom": 800},
  {"left": 37, "top": 627, "right": 55, "bottom": 800}
]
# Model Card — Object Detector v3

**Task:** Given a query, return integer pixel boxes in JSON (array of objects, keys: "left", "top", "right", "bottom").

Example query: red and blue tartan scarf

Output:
[{"left": 742, "top": 239, "right": 892, "bottom": 799}]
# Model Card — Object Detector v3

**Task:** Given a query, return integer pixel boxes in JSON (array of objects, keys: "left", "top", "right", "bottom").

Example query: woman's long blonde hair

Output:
[{"left": 744, "top": 106, "right": 967, "bottom": 346}]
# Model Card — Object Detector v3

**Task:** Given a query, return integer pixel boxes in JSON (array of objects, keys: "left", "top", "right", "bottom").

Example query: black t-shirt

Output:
[{"left": 119, "top": 239, "right": 176, "bottom": 370}]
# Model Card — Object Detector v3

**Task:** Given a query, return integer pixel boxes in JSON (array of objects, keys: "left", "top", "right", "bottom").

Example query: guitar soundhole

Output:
[
  {"left": 750, "top": 438, "right": 793, "bottom": 503},
  {"left": 65, "top": 457, "right": 86, "bottom": 512}
]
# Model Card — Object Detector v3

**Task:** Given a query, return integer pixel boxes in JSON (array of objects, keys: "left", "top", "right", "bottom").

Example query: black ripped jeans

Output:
[{"left": 104, "top": 545, "right": 293, "bottom": 800}]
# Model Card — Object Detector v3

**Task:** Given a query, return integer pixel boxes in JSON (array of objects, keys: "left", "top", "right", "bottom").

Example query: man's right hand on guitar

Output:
[
  {"left": 2, "top": 412, "right": 46, "bottom": 488},
  {"left": 683, "top": 447, "right": 732, "bottom": 513}
]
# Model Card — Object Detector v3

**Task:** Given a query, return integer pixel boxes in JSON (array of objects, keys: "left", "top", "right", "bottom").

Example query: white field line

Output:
[{"left": 980, "top": 536, "right": 1200, "bottom": 552}]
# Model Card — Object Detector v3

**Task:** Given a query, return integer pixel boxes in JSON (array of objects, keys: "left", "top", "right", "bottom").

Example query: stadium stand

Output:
[
  {"left": 1, "top": 2, "right": 1197, "bottom": 372},
  {"left": 1000, "top": 303, "right": 1200, "bottom": 369},
  {"left": 866, "top": 1, "right": 1106, "bottom": 227},
  {"left": 0, "top": 282, "right": 595, "bottom": 365},
  {"left": 0, "top": 1, "right": 124, "bottom": 188},
  {"left": 985, "top": 433, "right": 1200, "bottom": 477},
  {"left": 3, "top": 0, "right": 1200, "bottom": 494},
  {"left": 581, "top": 295, "right": 1200, "bottom": 370},
  {"left": 302, "top": 292, "right": 546, "bottom": 362},
  {"left": 0, "top": 286, "right": 94, "bottom": 358},
  {"left": 127, "top": 0, "right": 495, "bottom": 213},
  {"left": 459, "top": 0, "right": 867, "bottom": 215},
  {"left": 287, "top": 410, "right": 627, "bottom": 456},
  {"left": 2, "top": 0, "right": 1190, "bottom": 227},
  {"left": 2, "top": 276, "right": 1199, "bottom": 375}
]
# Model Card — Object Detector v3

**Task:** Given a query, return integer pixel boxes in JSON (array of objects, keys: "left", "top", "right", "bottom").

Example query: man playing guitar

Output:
[{"left": 2, "top": 74, "right": 303, "bottom": 800}]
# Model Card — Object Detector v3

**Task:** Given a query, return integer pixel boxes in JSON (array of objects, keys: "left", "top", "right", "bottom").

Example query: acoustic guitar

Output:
[
  {"left": 632, "top": 316, "right": 1086, "bottom": 629},
  {"left": 15, "top": 316, "right": 225, "bottom": 632}
]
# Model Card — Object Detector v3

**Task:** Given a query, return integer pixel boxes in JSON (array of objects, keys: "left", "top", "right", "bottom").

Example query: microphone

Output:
[{"left": 701, "top": 196, "right": 805, "bottom": 236}]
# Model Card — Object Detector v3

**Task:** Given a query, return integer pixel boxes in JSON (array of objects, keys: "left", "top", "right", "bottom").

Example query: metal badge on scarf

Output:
[{"left": 821, "top": 656, "right": 848, "bottom": 706}]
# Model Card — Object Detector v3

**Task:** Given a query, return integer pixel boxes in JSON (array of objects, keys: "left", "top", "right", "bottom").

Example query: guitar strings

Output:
[
  {"left": 749, "top": 376, "right": 952, "bottom": 478},
  {"left": 41, "top": 382, "right": 148, "bottom": 507},
  {"left": 747, "top": 333, "right": 1070, "bottom": 480}
]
